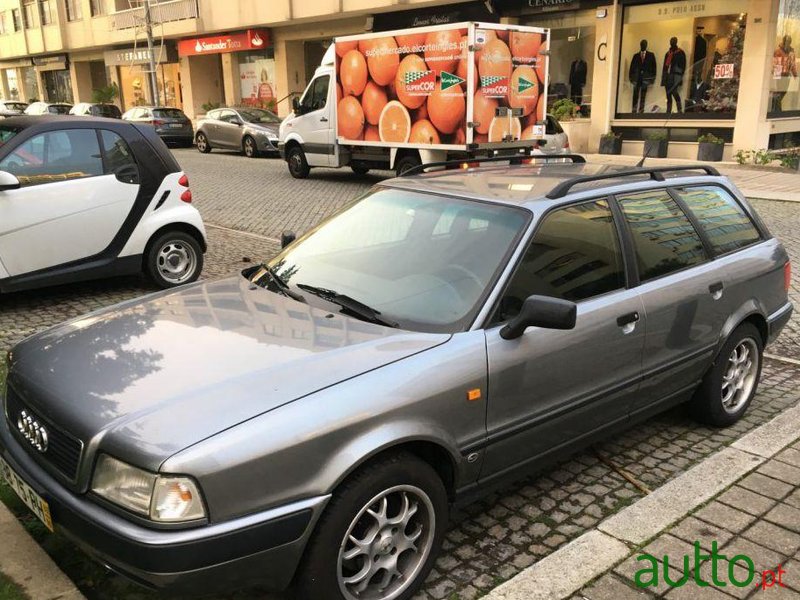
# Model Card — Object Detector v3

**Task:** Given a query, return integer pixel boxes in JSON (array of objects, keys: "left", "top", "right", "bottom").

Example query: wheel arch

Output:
[
  {"left": 142, "top": 222, "right": 207, "bottom": 270},
  {"left": 719, "top": 299, "right": 769, "bottom": 351}
]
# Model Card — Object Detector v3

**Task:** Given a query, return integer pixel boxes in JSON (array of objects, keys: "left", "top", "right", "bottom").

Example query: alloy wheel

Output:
[
  {"left": 196, "top": 134, "right": 208, "bottom": 152},
  {"left": 721, "top": 338, "right": 759, "bottom": 414},
  {"left": 244, "top": 137, "right": 255, "bottom": 157}
]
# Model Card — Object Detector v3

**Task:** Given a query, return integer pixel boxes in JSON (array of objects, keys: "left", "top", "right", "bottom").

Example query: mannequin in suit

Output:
[
  {"left": 662, "top": 36, "right": 687, "bottom": 113},
  {"left": 569, "top": 58, "right": 587, "bottom": 105},
  {"left": 693, "top": 26, "right": 708, "bottom": 82},
  {"left": 629, "top": 39, "right": 657, "bottom": 113}
]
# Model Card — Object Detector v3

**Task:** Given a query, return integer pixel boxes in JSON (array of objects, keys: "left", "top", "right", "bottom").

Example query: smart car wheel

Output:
[
  {"left": 287, "top": 145, "right": 310, "bottom": 179},
  {"left": 243, "top": 135, "right": 258, "bottom": 158},
  {"left": 196, "top": 132, "right": 211, "bottom": 154},
  {"left": 146, "top": 231, "right": 203, "bottom": 289},
  {"left": 691, "top": 322, "right": 763, "bottom": 427},
  {"left": 296, "top": 452, "right": 447, "bottom": 600}
]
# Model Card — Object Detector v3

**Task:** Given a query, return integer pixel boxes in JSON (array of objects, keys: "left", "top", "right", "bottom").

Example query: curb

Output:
[
  {"left": 485, "top": 389, "right": 800, "bottom": 600},
  {"left": 0, "top": 501, "right": 84, "bottom": 600}
]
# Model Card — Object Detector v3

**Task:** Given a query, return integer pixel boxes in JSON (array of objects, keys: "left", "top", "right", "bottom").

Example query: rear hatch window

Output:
[
  {"left": 48, "top": 105, "right": 72, "bottom": 114},
  {"left": 153, "top": 108, "right": 186, "bottom": 120},
  {"left": 94, "top": 105, "right": 122, "bottom": 118}
]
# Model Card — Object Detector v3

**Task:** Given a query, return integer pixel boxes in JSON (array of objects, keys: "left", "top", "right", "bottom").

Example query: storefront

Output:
[
  {"left": 769, "top": 0, "right": 800, "bottom": 148},
  {"left": 1, "top": 61, "right": 37, "bottom": 102},
  {"left": 104, "top": 44, "right": 181, "bottom": 110},
  {"left": 33, "top": 54, "right": 72, "bottom": 103}
]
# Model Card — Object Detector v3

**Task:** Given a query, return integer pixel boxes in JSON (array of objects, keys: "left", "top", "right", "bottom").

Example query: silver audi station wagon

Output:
[{"left": 0, "top": 157, "right": 793, "bottom": 600}]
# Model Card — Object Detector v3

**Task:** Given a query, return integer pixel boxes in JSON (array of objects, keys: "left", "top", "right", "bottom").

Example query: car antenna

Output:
[{"left": 637, "top": 115, "right": 671, "bottom": 168}]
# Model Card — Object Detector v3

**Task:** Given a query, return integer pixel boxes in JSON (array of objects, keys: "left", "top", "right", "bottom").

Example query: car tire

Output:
[
  {"left": 243, "top": 135, "right": 259, "bottom": 158},
  {"left": 287, "top": 145, "right": 310, "bottom": 179},
  {"left": 296, "top": 452, "right": 447, "bottom": 600},
  {"left": 196, "top": 132, "right": 211, "bottom": 154},
  {"left": 145, "top": 231, "right": 204, "bottom": 289},
  {"left": 395, "top": 154, "right": 421, "bottom": 177},
  {"left": 351, "top": 163, "right": 370, "bottom": 176},
  {"left": 690, "top": 322, "right": 763, "bottom": 427}
]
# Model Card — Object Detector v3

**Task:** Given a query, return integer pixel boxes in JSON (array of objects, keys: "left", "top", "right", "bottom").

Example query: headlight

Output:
[{"left": 91, "top": 454, "right": 206, "bottom": 522}]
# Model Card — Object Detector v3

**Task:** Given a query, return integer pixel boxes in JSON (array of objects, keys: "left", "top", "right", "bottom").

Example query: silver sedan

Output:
[{"left": 195, "top": 106, "right": 281, "bottom": 158}]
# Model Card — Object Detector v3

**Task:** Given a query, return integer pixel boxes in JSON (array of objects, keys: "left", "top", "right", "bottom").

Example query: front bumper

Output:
[
  {"left": 767, "top": 301, "right": 793, "bottom": 345},
  {"left": 0, "top": 413, "right": 328, "bottom": 593},
  {"left": 256, "top": 135, "right": 280, "bottom": 153}
]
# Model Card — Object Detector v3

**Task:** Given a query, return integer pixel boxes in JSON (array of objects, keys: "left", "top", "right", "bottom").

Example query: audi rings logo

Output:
[{"left": 17, "top": 411, "right": 48, "bottom": 453}]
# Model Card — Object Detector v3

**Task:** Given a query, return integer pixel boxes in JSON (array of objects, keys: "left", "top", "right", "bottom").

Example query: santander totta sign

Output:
[{"left": 178, "top": 30, "right": 269, "bottom": 57}]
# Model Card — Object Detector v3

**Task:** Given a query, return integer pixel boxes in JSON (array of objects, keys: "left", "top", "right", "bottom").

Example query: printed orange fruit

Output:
[
  {"left": 395, "top": 54, "right": 429, "bottom": 109},
  {"left": 496, "top": 29, "right": 509, "bottom": 43},
  {"left": 536, "top": 41, "right": 548, "bottom": 84},
  {"left": 473, "top": 88, "right": 499, "bottom": 135},
  {"left": 358, "top": 38, "right": 377, "bottom": 54},
  {"left": 478, "top": 38, "right": 512, "bottom": 84},
  {"left": 364, "top": 124, "right": 380, "bottom": 142},
  {"left": 367, "top": 37, "right": 400, "bottom": 86},
  {"left": 427, "top": 81, "right": 465, "bottom": 134},
  {"left": 338, "top": 96, "right": 365, "bottom": 140},
  {"left": 424, "top": 29, "right": 462, "bottom": 76},
  {"left": 409, "top": 119, "right": 441, "bottom": 145},
  {"left": 336, "top": 40, "right": 358, "bottom": 58},
  {"left": 413, "top": 102, "right": 429, "bottom": 122},
  {"left": 451, "top": 123, "right": 467, "bottom": 145},
  {"left": 361, "top": 81, "right": 388, "bottom": 126},
  {"left": 336, "top": 83, "right": 342, "bottom": 104},
  {"left": 508, "top": 65, "right": 539, "bottom": 116},
  {"left": 340, "top": 49, "right": 367, "bottom": 96},
  {"left": 535, "top": 93, "right": 545, "bottom": 123},
  {"left": 475, "top": 29, "right": 497, "bottom": 65},
  {"left": 510, "top": 32, "right": 543, "bottom": 61},
  {"left": 378, "top": 100, "right": 411, "bottom": 143},
  {"left": 474, "top": 132, "right": 489, "bottom": 144},
  {"left": 395, "top": 33, "right": 427, "bottom": 49},
  {"left": 488, "top": 116, "right": 521, "bottom": 142}
]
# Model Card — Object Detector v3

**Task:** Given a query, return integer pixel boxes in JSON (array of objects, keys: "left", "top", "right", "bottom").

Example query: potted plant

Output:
[
  {"left": 599, "top": 131, "right": 623, "bottom": 155},
  {"left": 550, "top": 98, "right": 579, "bottom": 122},
  {"left": 644, "top": 130, "right": 668, "bottom": 158},
  {"left": 551, "top": 98, "right": 590, "bottom": 152},
  {"left": 697, "top": 133, "right": 725, "bottom": 162}
]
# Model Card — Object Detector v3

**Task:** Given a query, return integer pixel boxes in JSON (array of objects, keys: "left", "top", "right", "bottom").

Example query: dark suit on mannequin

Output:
[
  {"left": 662, "top": 37, "right": 687, "bottom": 113},
  {"left": 569, "top": 58, "right": 587, "bottom": 105},
  {"left": 629, "top": 40, "right": 657, "bottom": 113}
]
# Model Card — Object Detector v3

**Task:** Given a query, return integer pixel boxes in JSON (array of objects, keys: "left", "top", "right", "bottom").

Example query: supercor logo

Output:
[
  {"left": 481, "top": 75, "right": 509, "bottom": 96},
  {"left": 403, "top": 70, "right": 435, "bottom": 95}
]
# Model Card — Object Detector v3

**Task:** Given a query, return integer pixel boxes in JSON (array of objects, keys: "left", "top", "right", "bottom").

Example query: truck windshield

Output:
[{"left": 250, "top": 188, "right": 529, "bottom": 333}]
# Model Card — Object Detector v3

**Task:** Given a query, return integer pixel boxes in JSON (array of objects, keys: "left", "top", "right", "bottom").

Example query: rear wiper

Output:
[
  {"left": 296, "top": 284, "right": 399, "bottom": 328},
  {"left": 255, "top": 265, "right": 305, "bottom": 303}
]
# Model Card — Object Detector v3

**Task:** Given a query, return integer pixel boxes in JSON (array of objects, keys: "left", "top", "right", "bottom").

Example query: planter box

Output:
[
  {"left": 560, "top": 119, "right": 590, "bottom": 153},
  {"left": 697, "top": 142, "right": 724, "bottom": 162},
  {"left": 599, "top": 136, "right": 622, "bottom": 155},
  {"left": 644, "top": 138, "right": 668, "bottom": 158}
]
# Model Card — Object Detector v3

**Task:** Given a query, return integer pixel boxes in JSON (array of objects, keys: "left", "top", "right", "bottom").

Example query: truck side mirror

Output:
[
  {"left": 292, "top": 97, "right": 301, "bottom": 114},
  {"left": 281, "top": 230, "right": 296, "bottom": 248},
  {"left": 500, "top": 295, "right": 577, "bottom": 340}
]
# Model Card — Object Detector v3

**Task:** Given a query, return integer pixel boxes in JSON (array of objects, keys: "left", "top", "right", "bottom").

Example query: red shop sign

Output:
[{"left": 178, "top": 29, "right": 270, "bottom": 57}]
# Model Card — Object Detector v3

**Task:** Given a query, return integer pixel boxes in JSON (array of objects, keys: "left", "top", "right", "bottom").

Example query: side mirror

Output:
[
  {"left": 0, "top": 170, "right": 20, "bottom": 191},
  {"left": 281, "top": 230, "right": 296, "bottom": 248},
  {"left": 231, "top": 117, "right": 242, "bottom": 126},
  {"left": 500, "top": 295, "right": 577, "bottom": 340},
  {"left": 292, "top": 97, "right": 301, "bottom": 114}
]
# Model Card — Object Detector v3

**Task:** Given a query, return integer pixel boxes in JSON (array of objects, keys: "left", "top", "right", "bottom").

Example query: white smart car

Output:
[{"left": 0, "top": 116, "right": 206, "bottom": 292}]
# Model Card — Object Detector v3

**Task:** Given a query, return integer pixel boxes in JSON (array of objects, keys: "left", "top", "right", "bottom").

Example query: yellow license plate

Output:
[{"left": 0, "top": 455, "right": 53, "bottom": 532}]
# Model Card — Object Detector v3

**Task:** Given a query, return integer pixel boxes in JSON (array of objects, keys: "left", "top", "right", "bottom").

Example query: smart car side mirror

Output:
[
  {"left": 0, "top": 170, "right": 20, "bottom": 191},
  {"left": 281, "top": 230, "right": 296, "bottom": 248},
  {"left": 500, "top": 295, "right": 577, "bottom": 340}
]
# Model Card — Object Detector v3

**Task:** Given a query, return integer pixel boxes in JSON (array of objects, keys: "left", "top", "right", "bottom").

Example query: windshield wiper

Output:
[
  {"left": 255, "top": 265, "right": 305, "bottom": 302},
  {"left": 296, "top": 284, "right": 399, "bottom": 328}
]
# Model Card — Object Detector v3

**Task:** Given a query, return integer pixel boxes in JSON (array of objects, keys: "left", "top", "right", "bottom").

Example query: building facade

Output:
[{"left": 0, "top": 0, "right": 797, "bottom": 158}]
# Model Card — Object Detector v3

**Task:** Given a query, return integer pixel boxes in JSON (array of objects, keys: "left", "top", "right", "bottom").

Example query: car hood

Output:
[
  {"left": 248, "top": 122, "right": 280, "bottom": 136},
  {"left": 8, "top": 276, "right": 450, "bottom": 471}
]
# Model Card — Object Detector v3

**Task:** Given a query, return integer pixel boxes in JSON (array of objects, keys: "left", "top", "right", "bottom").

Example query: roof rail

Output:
[
  {"left": 545, "top": 165, "right": 722, "bottom": 199},
  {"left": 400, "top": 153, "right": 587, "bottom": 177}
]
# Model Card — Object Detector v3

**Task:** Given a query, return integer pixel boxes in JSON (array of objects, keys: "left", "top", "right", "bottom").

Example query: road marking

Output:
[
  {"left": 205, "top": 222, "right": 281, "bottom": 244},
  {"left": 764, "top": 353, "right": 800, "bottom": 366}
]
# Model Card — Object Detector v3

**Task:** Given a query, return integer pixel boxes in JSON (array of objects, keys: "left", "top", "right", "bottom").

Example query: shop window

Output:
[
  {"left": 617, "top": 1, "right": 748, "bottom": 119},
  {"left": 238, "top": 49, "right": 276, "bottom": 111},
  {"left": 5, "top": 70, "right": 19, "bottom": 100},
  {"left": 770, "top": 0, "right": 800, "bottom": 117}
]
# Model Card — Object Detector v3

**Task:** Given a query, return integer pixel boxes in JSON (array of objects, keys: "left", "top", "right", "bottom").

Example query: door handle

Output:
[
  {"left": 320, "top": 117, "right": 328, "bottom": 122},
  {"left": 709, "top": 281, "right": 724, "bottom": 300},
  {"left": 616, "top": 311, "right": 640, "bottom": 334}
]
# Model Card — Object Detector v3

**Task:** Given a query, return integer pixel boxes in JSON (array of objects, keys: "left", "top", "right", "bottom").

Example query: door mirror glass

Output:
[
  {"left": 0, "top": 170, "right": 20, "bottom": 191},
  {"left": 281, "top": 230, "right": 296, "bottom": 248},
  {"left": 500, "top": 295, "right": 577, "bottom": 340}
]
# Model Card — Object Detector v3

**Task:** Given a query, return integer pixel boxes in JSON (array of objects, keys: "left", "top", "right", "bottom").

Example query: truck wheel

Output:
[
  {"left": 287, "top": 145, "right": 311, "bottom": 179},
  {"left": 351, "top": 163, "right": 370, "bottom": 176},
  {"left": 196, "top": 132, "right": 211, "bottom": 154},
  {"left": 296, "top": 452, "right": 447, "bottom": 600},
  {"left": 395, "top": 154, "right": 421, "bottom": 177}
]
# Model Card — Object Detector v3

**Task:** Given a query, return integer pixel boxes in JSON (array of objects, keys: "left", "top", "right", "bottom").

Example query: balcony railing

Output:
[{"left": 110, "top": 0, "right": 198, "bottom": 30}]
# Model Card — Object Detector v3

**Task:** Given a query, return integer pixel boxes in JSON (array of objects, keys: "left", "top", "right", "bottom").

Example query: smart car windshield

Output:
[
  {"left": 239, "top": 108, "right": 280, "bottom": 123},
  {"left": 249, "top": 188, "right": 530, "bottom": 333}
]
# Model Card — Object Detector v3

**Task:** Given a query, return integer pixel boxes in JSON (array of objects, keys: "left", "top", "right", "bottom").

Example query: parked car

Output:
[
  {"left": 121, "top": 106, "right": 193, "bottom": 147},
  {"left": 195, "top": 106, "right": 281, "bottom": 157},
  {"left": 540, "top": 114, "right": 570, "bottom": 154},
  {"left": 70, "top": 103, "right": 122, "bottom": 119},
  {"left": 0, "top": 116, "right": 206, "bottom": 292},
  {"left": 0, "top": 101, "right": 27, "bottom": 117},
  {"left": 0, "top": 157, "right": 791, "bottom": 600},
  {"left": 24, "top": 102, "right": 73, "bottom": 115}
]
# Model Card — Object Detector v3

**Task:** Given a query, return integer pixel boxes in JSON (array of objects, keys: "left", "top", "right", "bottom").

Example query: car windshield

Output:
[
  {"left": 239, "top": 108, "right": 280, "bottom": 123},
  {"left": 0, "top": 126, "right": 20, "bottom": 148},
  {"left": 4, "top": 103, "right": 26, "bottom": 112},
  {"left": 94, "top": 104, "right": 121, "bottom": 118},
  {"left": 48, "top": 105, "right": 72, "bottom": 114},
  {"left": 250, "top": 188, "right": 529, "bottom": 333},
  {"left": 153, "top": 108, "right": 185, "bottom": 119}
]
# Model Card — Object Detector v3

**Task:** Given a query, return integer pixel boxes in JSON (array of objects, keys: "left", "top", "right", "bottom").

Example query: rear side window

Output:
[
  {"left": 100, "top": 130, "right": 139, "bottom": 184},
  {"left": 0, "top": 129, "right": 103, "bottom": 186},
  {"left": 618, "top": 190, "right": 706, "bottom": 282},
  {"left": 495, "top": 200, "right": 625, "bottom": 320},
  {"left": 673, "top": 186, "right": 761, "bottom": 255}
]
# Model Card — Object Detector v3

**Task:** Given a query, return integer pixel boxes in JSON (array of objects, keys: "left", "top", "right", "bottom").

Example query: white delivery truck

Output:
[{"left": 278, "top": 22, "right": 550, "bottom": 178}]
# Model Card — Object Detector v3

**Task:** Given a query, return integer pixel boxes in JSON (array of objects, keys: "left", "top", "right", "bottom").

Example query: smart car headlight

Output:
[{"left": 91, "top": 454, "right": 206, "bottom": 522}]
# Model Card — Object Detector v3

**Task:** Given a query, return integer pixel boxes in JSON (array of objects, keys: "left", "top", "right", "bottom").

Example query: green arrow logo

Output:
[
  {"left": 517, "top": 76, "right": 536, "bottom": 93},
  {"left": 440, "top": 71, "right": 466, "bottom": 91}
]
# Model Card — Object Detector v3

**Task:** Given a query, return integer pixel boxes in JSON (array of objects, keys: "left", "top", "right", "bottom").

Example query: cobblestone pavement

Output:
[
  {"left": 0, "top": 151, "right": 798, "bottom": 600},
  {"left": 574, "top": 435, "right": 800, "bottom": 599}
]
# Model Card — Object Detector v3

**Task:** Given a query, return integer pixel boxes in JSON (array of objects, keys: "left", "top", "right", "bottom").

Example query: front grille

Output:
[{"left": 5, "top": 385, "right": 83, "bottom": 481}]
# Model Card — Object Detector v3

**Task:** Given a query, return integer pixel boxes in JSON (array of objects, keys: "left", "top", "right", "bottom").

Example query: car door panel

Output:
[{"left": 295, "top": 75, "right": 333, "bottom": 167}]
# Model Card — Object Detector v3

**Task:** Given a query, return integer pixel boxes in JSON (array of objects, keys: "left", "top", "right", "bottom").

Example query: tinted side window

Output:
[
  {"left": 674, "top": 186, "right": 761, "bottom": 255},
  {"left": 0, "top": 129, "right": 103, "bottom": 186},
  {"left": 495, "top": 200, "right": 625, "bottom": 321},
  {"left": 100, "top": 130, "right": 139, "bottom": 184},
  {"left": 301, "top": 76, "right": 329, "bottom": 112},
  {"left": 618, "top": 190, "right": 706, "bottom": 282},
  {"left": 218, "top": 110, "right": 236, "bottom": 123}
]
